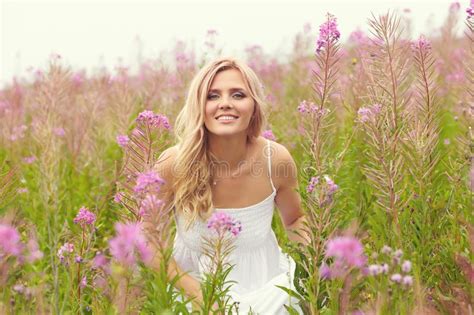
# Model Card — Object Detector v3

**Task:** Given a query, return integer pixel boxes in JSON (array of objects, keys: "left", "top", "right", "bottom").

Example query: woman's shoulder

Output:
[{"left": 154, "top": 145, "right": 179, "bottom": 186}]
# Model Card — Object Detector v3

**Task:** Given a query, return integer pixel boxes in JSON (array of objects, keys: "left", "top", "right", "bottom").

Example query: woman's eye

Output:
[
  {"left": 233, "top": 93, "right": 245, "bottom": 99},
  {"left": 207, "top": 94, "right": 218, "bottom": 100}
]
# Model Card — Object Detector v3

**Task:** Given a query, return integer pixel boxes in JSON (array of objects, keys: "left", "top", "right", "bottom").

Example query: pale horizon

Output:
[{"left": 1, "top": 0, "right": 469, "bottom": 88}]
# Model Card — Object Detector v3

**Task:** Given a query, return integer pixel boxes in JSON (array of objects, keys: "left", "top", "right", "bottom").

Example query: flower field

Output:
[{"left": 0, "top": 5, "right": 473, "bottom": 315}]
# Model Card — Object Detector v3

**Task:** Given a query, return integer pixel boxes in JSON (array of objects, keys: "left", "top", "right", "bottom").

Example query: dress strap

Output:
[{"left": 266, "top": 139, "right": 276, "bottom": 193}]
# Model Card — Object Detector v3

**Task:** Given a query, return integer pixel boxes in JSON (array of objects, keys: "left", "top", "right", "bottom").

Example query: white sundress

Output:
[{"left": 172, "top": 139, "right": 303, "bottom": 315}]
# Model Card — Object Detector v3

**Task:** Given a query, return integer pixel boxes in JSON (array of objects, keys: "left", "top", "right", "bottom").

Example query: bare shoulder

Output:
[
  {"left": 154, "top": 145, "right": 179, "bottom": 188},
  {"left": 265, "top": 139, "right": 298, "bottom": 190}
]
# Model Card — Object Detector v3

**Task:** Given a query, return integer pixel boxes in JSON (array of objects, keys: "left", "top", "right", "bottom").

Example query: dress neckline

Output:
[{"left": 214, "top": 189, "right": 276, "bottom": 212}]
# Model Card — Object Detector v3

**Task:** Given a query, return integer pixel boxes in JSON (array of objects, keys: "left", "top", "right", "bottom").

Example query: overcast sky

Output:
[{"left": 0, "top": 0, "right": 468, "bottom": 87}]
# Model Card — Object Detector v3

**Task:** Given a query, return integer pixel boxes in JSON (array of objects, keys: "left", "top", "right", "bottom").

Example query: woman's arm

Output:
[
  {"left": 143, "top": 146, "right": 205, "bottom": 307},
  {"left": 272, "top": 142, "right": 311, "bottom": 247}
]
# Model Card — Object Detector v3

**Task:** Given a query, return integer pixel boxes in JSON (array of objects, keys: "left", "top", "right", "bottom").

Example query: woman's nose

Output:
[{"left": 218, "top": 96, "right": 234, "bottom": 108}]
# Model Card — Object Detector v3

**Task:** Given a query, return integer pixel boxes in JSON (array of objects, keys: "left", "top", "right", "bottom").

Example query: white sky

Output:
[{"left": 0, "top": 0, "right": 469, "bottom": 87}]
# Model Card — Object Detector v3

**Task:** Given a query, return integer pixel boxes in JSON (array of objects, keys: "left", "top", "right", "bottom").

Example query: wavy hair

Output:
[{"left": 172, "top": 57, "right": 268, "bottom": 230}]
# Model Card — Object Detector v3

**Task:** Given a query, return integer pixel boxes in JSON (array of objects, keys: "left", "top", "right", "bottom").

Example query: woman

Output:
[{"left": 151, "top": 57, "right": 309, "bottom": 314}]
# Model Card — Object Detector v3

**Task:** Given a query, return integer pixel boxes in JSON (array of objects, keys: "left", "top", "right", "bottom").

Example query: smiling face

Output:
[{"left": 204, "top": 68, "right": 255, "bottom": 138}]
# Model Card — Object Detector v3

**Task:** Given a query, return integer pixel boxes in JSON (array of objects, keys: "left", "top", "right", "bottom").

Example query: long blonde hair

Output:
[{"left": 172, "top": 57, "right": 268, "bottom": 230}]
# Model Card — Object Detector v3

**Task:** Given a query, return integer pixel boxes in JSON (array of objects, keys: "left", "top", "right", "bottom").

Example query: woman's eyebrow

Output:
[{"left": 208, "top": 88, "right": 246, "bottom": 93}]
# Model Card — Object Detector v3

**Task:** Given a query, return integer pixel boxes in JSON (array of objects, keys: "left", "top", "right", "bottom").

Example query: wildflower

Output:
[
  {"left": 402, "top": 260, "right": 412, "bottom": 273},
  {"left": 262, "top": 129, "right": 276, "bottom": 141},
  {"left": 411, "top": 35, "right": 432, "bottom": 52},
  {"left": 139, "top": 194, "right": 164, "bottom": 217},
  {"left": 0, "top": 224, "right": 23, "bottom": 257},
  {"left": 23, "top": 156, "right": 37, "bottom": 164},
  {"left": 13, "top": 284, "right": 25, "bottom": 293},
  {"left": 316, "top": 13, "right": 340, "bottom": 53},
  {"left": 402, "top": 275, "right": 413, "bottom": 286},
  {"left": 53, "top": 127, "right": 65, "bottom": 137},
  {"left": 134, "top": 171, "right": 165, "bottom": 197},
  {"left": 319, "top": 262, "right": 331, "bottom": 279},
  {"left": 443, "top": 139, "right": 450, "bottom": 145},
  {"left": 26, "top": 239, "right": 43, "bottom": 263},
  {"left": 381, "top": 245, "right": 392, "bottom": 254},
  {"left": 357, "top": 104, "right": 382, "bottom": 123},
  {"left": 92, "top": 251, "right": 109, "bottom": 269},
  {"left": 73, "top": 207, "right": 96, "bottom": 227},
  {"left": 298, "top": 100, "right": 310, "bottom": 113},
  {"left": 390, "top": 273, "right": 402, "bottom": 283},
  {"left": 136, "top": 110, "right": 171, "bottom": 130},
  {"left": 368, "top": 264, "right": 382, "bottom": 276},
  {"left": 207, "top": 212, "right": 242, "bottom": 237},
  {"left": 381, "top": 263, "right": 389, "bottom": 274},
  {"left": 17, "top": 188, "right": 28, "bottom": 194},
  {"left": 75, "top": 255, "right": 83, "bottom": 263},
  {"left": 113, "top": 192, "right": 123, "bottom": 203},
  {"left": 325, "top": 236, "right": 366, "bottom": 267},
  {"left": 306, "top": 176, "right": 319, "bottom": 193},
  {"left": 57, "top": 242, "right": 74, "bottom": 263},
  {"left": 80, "top": 276, "right": 87, "bottom": 288},
  {"left": 116, "top": 134, "right": 130, "bottom": 148},
  {"left": 324, "top": 175, "right": 339, "bottom": 195},
  {"left": 109, "top": 222, "right": 152, "bottom": 267}
]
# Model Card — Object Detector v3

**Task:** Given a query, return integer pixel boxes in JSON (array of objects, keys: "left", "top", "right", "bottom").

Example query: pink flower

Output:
[
  {"left": 57, "top": 242, "right": 74, "bottom": 263},
  {"left": 116, "top": 134, "right": 130, "bottom": 148},
  {"left": 357, "top": 104, "right": 382, "bottom": 123},
  {"left": 109, "top": 222, "right": 152, "bottom": 267},
  {"left": 325, "top": 236, "right": 366, "bottom": 268},
  {"left": 80, "top": 275, "right": 87, "bottom": 288},
  {"left": 207, "top": 212, "right": 242, "bottom": 237},
  {"left": 411, "top": 35, "right": 432, "bottom": 52},
  {"left": 53, "top": 127, "right": 65, "bottom": 137},
  {"left": 92, "top": 251, "right": 109, "bottom": 270},
  {"left": 402, "top": 275, "right": 413, "bottom": 286},
  {"left": 136, "top": 110, "right": 171, "bottom": 130},
  {"left": 402, "top": 260, "right": 412, "bottom": 273},
  {"left": 23, "top": 156, "right": 37, "bottom": 164},
  {"left": 73, "top": 207, "right": 96, "bottom": 227},
  {"left": 319, "top": 262, "right": 331, "bottom": 279},
  {"left": 262, "top": 129, "right": 276, "bottom": 141},
  {"left": 113, "top": 192, "right": 123, "bottom": 203},
  {"left": 390, "top": 273, "right": 403, "bottom": 283},
  {"left": 0, "top": 224, "right": 23, "bottom": 258},
  {"left": 316, "top": 13, "right": 340, "bottom": 53},
  {"left": 139, "top": 194, "right": 164, "bottom": 217},
  {"left": 26, "top": 239, "right": 43, "bottom": 263},
  {"left": 324, "top": 175, "right": 339, "bottom": 195},
  {"left": 306, "top": 176, "right": 319, "bottom": 193},
  {"left": 368, "top": 264, "right": 383, "bottom": 276},
  {"left": 17, "top": 188, "right": 28, "bottom": 194},
  {"left": 134, "top": 171, "right": 165, "bottom": 196}
]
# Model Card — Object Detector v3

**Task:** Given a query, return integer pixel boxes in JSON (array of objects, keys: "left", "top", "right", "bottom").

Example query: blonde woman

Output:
[{"left": 151, "top": 57, "right": 309, "bottom": 314}]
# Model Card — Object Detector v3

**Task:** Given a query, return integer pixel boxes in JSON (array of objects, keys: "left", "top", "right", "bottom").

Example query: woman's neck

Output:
[{"left": 208, "top": 134, "right": 253, "bottom": 172}]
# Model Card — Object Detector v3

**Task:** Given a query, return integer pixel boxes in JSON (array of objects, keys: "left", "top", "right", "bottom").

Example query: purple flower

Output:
[
  {"left": 53, "top": 127, "right": 65, "bottom": 137},
  {"left": 57, "top": 242, "right": 74, "bottom": 263},
  {"left": 402, "top": 275, "right": 413, "bottom": 286},
  {"left": 73, "top": 207, "right": 96, "bottom": 227},
  {"left": 109, "top": 222, "right": 152, "bottom": 267},
  {"left": 116, "top": 134, "right": 130, "bottom": 148},
  {"left": 92, "top": 251, "right": 109, "bottom": 270},
  {"left": 381, "top": 263, "right": 389, "bottom": 274},
  {"left": 139, "top": 194, "right": 164, "bottom": 217},
  {"left": 324, "top": 175, "right": 339, "bottom": 195},
  {"left": 306, "top": 176, "right": 319, "bottom": 193},
  {"left": 80, "top": 275, "right": 87, "bottom": 288},
  {"left": 390, "top": 273, "right": 403, "bottom": 283},
  {"left": 357, "top": 104, "right": 382, "bottom": 123},
  {"left": 325, "top": 236, "right": 366, "bottom": 268},
  {"left": 411, "top": 35, "right": 432, "bottom": 52},
  {"left": 207, "top": 212, "right": 242, "bottom": 237},
  {"left": 0, "top": 224, "right": 23, "bottom": 258},
  {"left": 402, "top": 260, "right": 412, "bottom": 273},
  {"left": 381, "top": 245, "right": 392, "bottom": 254},
  {"left": 368, "top": 264, "right": 382, "bottom": 276},
  {"left": 316, "top": 13, "right": 340, "bottom": 53},
  {"left": 23, "top": 156, "right": 37, "bottom": 164},
  {"left": 262, "top": 129, "right": 276, "bottom": 141},
  {"left": 136, "top": 110, "right": 171, "bottom": 130},
  {"left": 113, "top": 192, "right": 123, "bottom": 203},
  {"left": 75, "top": 255, "right": 83, "bottom": 263},
  {"left": 134, "top": 171, "right": 165, "bottom": 196},
  {"left": 26, "top": 239, "right": 43, "bottom": 263},
  {"left": 319, "top": 262, "right": 331, "bottom": 279}
]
